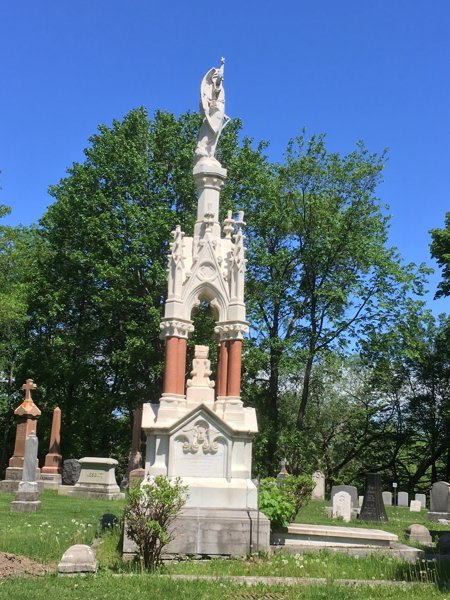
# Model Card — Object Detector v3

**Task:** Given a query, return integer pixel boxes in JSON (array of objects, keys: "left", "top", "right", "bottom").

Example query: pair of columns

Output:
[
  {"left": 216, "top": 339, "right": 242, "bottom": 398},
  {"left": 162, "top": 336, "right": 242, "bottom": 399}
]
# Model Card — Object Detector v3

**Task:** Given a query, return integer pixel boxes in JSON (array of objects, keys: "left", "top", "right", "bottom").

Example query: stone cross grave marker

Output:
[
  {"left": 21, "top": 379, "right": 37, "bottom": 402},
  {"left": 277, "top": 458, "right": 289, "bottom": 480},
  {"left": 332, "top": 491, "right": 351, "bottom": 522},
  {"left": 410, "top": 500, "right": 421, "bottom": 512},
  {"left": 398, "top": 491, "right": 409, "bottom": 507}
]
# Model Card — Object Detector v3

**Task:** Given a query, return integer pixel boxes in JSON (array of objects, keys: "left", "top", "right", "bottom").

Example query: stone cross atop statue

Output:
[
  {"left": 15, "top": 379, "right": 40, "bottom": 418},
  {"left": 195, "top": 57, "right": 230, "bottom": 167},
  {"left": 22, "top": 379, "right": 37, "bottom": 403}
]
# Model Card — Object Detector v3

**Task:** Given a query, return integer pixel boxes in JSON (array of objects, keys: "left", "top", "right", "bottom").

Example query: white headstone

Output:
[
  {"left": 415, "top": 493, "right": 426, "bottom": 509},
  {"left": 398, "top": 491, "right": 408, "bottom": 507},
  {"left": 332, "top": 491, "right": 351, "bottom": 522},
  {"left": 410, "top": 500, "right": 421, "bottom": 512},
  {"left": 359, "top": 495, "right": 364, "bottom": 508},
  {"left": 58, "top": 544, "right": 97, "bottom": 574},
  {"left": 312, "top": 471, "right": 325, "bottom": 500},
  {"left": 382, "top": 491, "right": 392, "bottom": 506}
]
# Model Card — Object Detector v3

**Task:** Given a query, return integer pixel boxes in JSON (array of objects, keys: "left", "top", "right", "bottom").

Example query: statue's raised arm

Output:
[{"left": 195, "top": 57, "right": 230, "bottom": 166}]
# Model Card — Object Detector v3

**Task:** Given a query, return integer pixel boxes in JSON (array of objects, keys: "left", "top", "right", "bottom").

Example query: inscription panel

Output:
[
  {"left": 80, "top": 469, "right": 107, "bottom": 484},
  {"left": 172, "top": 438, "right": 226, "bottom": 478}
]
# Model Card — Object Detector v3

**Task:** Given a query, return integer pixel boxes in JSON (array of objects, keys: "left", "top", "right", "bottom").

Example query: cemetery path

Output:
[{"left": 0, "top": 552, "right": 55, "bottom": 580}]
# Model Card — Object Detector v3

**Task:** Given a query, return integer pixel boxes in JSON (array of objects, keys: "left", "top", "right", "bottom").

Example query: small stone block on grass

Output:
[
  {"left": 405, "top": 524, "right": 432, "bottom": 544},
  {"left": 410, "top": 500, "right": 421, "bottom": 512},
  {"left": 415, "top": 493, "right": 426, "bottom": 509},
  {"left": 58, "top": 544, "right": 97, "bottom": 575}
]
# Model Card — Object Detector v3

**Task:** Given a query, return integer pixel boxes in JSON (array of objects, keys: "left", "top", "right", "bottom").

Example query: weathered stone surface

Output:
[
  {"left": 120, "top": 408, "right": 143, "bottom": 491},
  {"left": 431, "top": 482, "right": 450, "bottom": 513},
  {"left": 410, "top": 500, "right": 421, "bottom": 512},
  {"left": 332, "top": 491, "right": 351, "bottom": 522},
  {"left": 405, "top": 524, "right": 432, "bottom": 544},
  {"left": 68, "top": 457, "right": 124, "bottom": 501},
  {"left": 272, "top": 524, "right": 398, "bottom": 548},
  {"left": 58, "top": 485, "right": 75, "bottom": 496},
  {"left": 0, "top": 467, "right": 43, "bottom": 494},
  {"left": 398, "top": 491, "right": 409, "bottom": 507},
  {"left": 42, "top": 407, "right": 62, "bottom": 476},
  {"left": 415, "top": 493, "right": 426, "bottom": 509},
  {"left": 62, "top": 460, "right": 81, "bottom": 486},
  {"left": 10, "top": 500, "right": 41, "bottom": 512},
  {"left": 429, "top": 512, "right": 450, "bottom": 522},
  {"left": 359, "top": 496, "right": 364, "bottom": 507},
  {"left": 360, "top": 473, "right": 388, "bottom": 523},
  {"left": 123, "top": 507, "right": 270, "bottom": 558},
  {"left": 128, "top": 468, "right": 145, "bottom": 489},
  {"left": 11, "top": 434, "right": 40, "bottom": 513},
  {"left": 331, "top": 485, "right": 358, "bottom": 509},
  {"left": 437, "top": 533, "right": 450, "bottom": 551},
  {"left": 40, "top": 473, "right": 62, "bottom": 490},
  {"left": 382, "top": 491, "right": 392, "bottom": 506},
  {"left": 311, "top": 471, "right": 325, "bottom": 501},
  {"left": 58, "top": 544, "right": 97, "bottom": 574}
]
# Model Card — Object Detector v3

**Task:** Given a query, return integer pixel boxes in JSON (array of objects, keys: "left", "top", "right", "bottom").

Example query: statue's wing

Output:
[{"left": 200, "top": 68, "right": 215, "bottom": 117}]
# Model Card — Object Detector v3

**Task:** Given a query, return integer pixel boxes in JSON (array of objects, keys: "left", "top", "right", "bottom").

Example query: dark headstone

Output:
[
  {"left": 431, "top": 482, "right": 450, "bottom": 513},
  {"left": 360, "top": 473, "right": 388, "bottom": 523},
  {"left": 100, "top": 513, "right": 117, "bottom": 529},
  {"left": 331, "top": 485, "right": 358, "bottom": 509},
  {"left": 62, "top": 459, "right": 81, "bottom": 486}
]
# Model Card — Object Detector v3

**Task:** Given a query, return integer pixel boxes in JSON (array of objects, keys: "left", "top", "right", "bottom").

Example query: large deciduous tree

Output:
[{"left": 430, "top": 212, "right": 450, "bottom": 299}]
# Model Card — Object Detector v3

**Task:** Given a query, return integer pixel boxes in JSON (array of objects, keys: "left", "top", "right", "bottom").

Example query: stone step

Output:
[{"left": 271, "top": 523, "right": 398, "bottom": 548}]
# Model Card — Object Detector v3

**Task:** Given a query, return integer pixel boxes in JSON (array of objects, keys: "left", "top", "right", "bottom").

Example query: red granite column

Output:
[
  {"left": 42, "top": 408, "right": 63, "bottom": 474},
  {"left": 227, "top": 339, "right": 242, "bottom": 397},
  {"left": 177, "top": 338, "right": 187, "bottom": 396},
  {"left": 215, "top": 343, "right": 221, "bottom": 398},
  {"left": 163, "top": 336, "right": 179, "bottom": 395},
  {"left": 218, "top": 340, "right": 229, "bottom": 397}
]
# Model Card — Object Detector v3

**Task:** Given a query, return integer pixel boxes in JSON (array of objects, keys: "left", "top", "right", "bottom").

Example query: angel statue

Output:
[{"left": 195, "top": 57, "right": 230, "bottom": 166}]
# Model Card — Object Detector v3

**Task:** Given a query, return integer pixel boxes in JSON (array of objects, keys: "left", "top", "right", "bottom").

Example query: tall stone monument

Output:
[
  {"left": 41, "top": 407, "right": 63, "bottom": 489},
  {"left": 311, "top": 471, "right": 325, "bottom": 500},
  {"left": 11, "top": 434, "right": 41, "bottom": 512},
  {"left": 360, "top": 473, "right": 388, "bottom": 523},
  {"left": 0, "top": 379, "right": 43, "bottom": 494},
  {"left": 120, "top": 408, "right": 144, "bottom": 490},
  {"left": 139, "top": 59, "right": 270, "bottom": 557}
]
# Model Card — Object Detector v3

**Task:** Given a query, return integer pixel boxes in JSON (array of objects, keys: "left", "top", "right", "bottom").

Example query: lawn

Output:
[
  {"left": 1, "top": 491, "right": 450, "bottom": 599},
  {"left": 0, "top": 490, "right": 126, "bottom": 563},
  {"left": 0, "top": 575, "right": 447, "bottom": 600}
]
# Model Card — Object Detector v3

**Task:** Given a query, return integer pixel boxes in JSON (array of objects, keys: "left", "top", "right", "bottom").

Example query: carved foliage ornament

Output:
[{"left": 182, "top": 421, "right": 221, "bottom": 454}]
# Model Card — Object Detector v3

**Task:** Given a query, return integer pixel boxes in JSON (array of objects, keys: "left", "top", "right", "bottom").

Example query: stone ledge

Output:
[
  {"left": 271, "top": 523, "right": 398, "bottom": 548},
  {"left": 272, "top": 542, "right": 424, "bottom": 563}
]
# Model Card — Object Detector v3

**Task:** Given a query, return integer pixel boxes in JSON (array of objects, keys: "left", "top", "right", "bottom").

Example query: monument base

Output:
[
  {"left": 0, "top": 467, "right": 44, "bottom": 494},
  {"left": 69, "top": 490, "right": 125, "bottom": 501},
  {"left": 58, "top": 485, "right": 75, "bottom": 496},
  {"left": 123, "top": 507, "right": 270, "bottom": 559},
  {"left": 40, "top": 473, "right": 62, "bottom": 490},
  {"left": 428, "top": 512, "right": 450, "bottom": 522},
  {"left": 11, "top": 500, "right": 41, "bottom": 512}
]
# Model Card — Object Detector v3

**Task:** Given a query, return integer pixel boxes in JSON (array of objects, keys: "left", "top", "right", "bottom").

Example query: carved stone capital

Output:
[
  {"left": 214, "top": 322, "right": 249, "bottom": 341},
  {"left": 159, "top": 320, "right": 194, "bottom": 340}
]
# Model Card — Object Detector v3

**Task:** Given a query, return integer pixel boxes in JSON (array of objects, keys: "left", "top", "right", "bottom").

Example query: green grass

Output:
[
  {"left": 0, "top": 574, "right": 447, "bottom": 600},
  {"left": 0, "top": 490, "right": 125, "bottom": 563},
  {"left": 294, "top": 501, "right": 450, "bottom": 548}
]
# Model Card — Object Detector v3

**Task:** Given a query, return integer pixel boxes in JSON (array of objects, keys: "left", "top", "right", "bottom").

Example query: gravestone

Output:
[
  {"left": 415, "top": 493, "right": 426, "bottom": 510},
  {"left": 311, "top": 471, "right": 325, "bottom": 500},
  {"left": 382, "top": 491, "right": 392, "bottom": 506},
  {"left": 0, "top": 379, "right": 43, "bottom": 494},
  {"left": 11, "top": 434, "right": 41, "bottom": 512},
  {"left": 405, "top": 524, "right": 432, "bottom": 544},
  {"left": 41, "top": 407, "right": 63, "bottom": 489},
  {"left": 359, "top": 495, "right": 364, "bottom": 507},
  {"left": 277, "top": 458, "right": 289, "bottom": 481},
  {"left": 410, "top": 500, "right": 421, "bottom": 512},
  {"left": 58, "top": 545, "right": 97, "bottom": 575},
  {"left": 437, "top": 533, "right": 450, "bottom": 551},
  {"left": 359, "top": 473, "right": 388, "bottom": 523},
  {"left": 398, "top": 491, "right": 408, "bottom": 507},
  {"left": 68, "top": 458, "right": 124, "bottom": 500},
  {"left": 128, "top": 467, "right": 145, "bottom": 488},
  {"left": 429, "top": 482, "right": 450, "bottom": 521},
  {"left": 62, "top": 459, "right": 81, "bottom": 486},
  {"left": 331, "top": 485, "right": 357, "bottom": 509},
  {"left": 332, "top": 491, "right": 351, "bottom": 522}
]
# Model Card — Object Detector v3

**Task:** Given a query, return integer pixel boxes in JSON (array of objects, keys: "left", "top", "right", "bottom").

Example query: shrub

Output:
[
  {"left": 124, "top": 475, "right": 188, "bottom": 571},
  {"left": 259, "top": 475, "right": 315, "bottom": 531}
]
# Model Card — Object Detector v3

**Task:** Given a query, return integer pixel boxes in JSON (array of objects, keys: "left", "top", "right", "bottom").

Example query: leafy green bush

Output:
[
  {"left": 124, "top": 475, "right": 188, "bottom": 571},
  {"left": 259, "top": 475, "right": 314, "bottom": 531}
]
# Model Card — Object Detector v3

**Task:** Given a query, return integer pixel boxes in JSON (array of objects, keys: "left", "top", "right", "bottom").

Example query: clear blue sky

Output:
[{"left": 1, "top": 1, "right": 448, "bottom": 313}]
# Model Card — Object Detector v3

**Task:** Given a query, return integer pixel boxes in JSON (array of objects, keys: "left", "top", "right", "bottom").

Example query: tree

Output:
[
  {"left": 430, "top": 212, "right": 450, "bottom": 298},
  {"left": 241, "top": 133, "right": 430, "bottom": 470}
]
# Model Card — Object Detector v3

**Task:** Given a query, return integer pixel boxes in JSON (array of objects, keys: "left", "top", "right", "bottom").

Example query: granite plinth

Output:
[
  {"left": 11, "top": 500, "right": 41, "bottom": 512},
  {"left": 271, "top": 524, "right": 398, "bottom": 548},
  {"left": 69, "top": 490, "right": 125, "bottom": 501},
  {"left": 429, "top": 512, "right": 450, "bottom": 523},
  {"left": 123, "top": 507, "right": 270, "bottom": 558},
  {"left": 68, "top": 457, "right": 124, "bottom": 500},
  {"left": 15, "top": 491, "right": 40, "bottom": 501},
  {"left": 0, "top": 467, "right": 44, "bottom": 494},
  {"left": 40, "top": 473, "right": 62, "bottom": 490}
]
